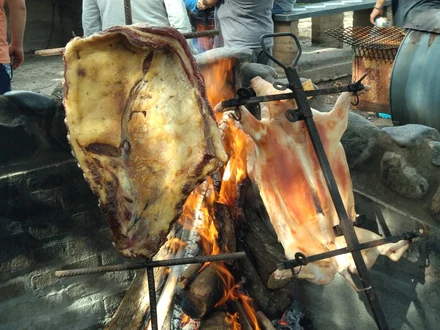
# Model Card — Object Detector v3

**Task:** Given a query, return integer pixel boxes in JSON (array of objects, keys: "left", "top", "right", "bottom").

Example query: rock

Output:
[
  {"left": 341, "top": 112, "right": 381, "bottom": 168},
  {"left": 429, "top": 141, "right": 440, "bottom": 167},
  {"left": 432, "top": 186, "right": 440, "bottom": 221},
  {"left": 380, "top": 152, "right": 429, "bottom": 199},
  {"left": 0, "top": 92, "right": 69, "bottom": 168},
  {"left": 382, "top": 124, "right": 440, "bottom": 149}
]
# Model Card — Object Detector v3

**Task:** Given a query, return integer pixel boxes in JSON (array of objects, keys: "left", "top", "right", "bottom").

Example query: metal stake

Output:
[{"left": 147, "top": 266, "right": 158, "bottom": 330}]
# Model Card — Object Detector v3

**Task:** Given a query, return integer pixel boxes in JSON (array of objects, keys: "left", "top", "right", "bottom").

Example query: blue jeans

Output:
[{"left": 0, "top": 63, "right": 12, "bottom": 95}]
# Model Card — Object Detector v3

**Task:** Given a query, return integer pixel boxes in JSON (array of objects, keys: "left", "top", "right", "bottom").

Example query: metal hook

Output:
[
  {"left": 230, "top": 107, "right": 242, "bottom": 121},
  {"left": 351, "top": 94, "right": 360, "bottom": 106},
  {"left": 260, "top": 33, "right": 302, "bottom": 69}
]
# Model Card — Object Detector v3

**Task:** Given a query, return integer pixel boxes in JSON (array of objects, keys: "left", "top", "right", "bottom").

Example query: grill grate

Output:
[{"left": 325, "top": 26, "right": 406, "bottom": 61}]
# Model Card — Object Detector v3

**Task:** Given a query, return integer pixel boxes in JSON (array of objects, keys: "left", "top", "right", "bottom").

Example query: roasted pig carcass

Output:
[
  {"left": 216, "top": 77, "right": 409, "bottom": 289},
  {"left": 63, "top": 25, "right": 227, "bottom": 258}
]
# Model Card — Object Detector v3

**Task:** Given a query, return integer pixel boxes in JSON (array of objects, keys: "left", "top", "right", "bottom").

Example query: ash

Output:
[{"left": 273, "top": 302, "right": 310, "bottom": 330}]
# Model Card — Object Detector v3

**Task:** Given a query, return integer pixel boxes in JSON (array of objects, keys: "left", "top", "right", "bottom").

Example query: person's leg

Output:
[{"left": 0, "top": 63, "right": 12, "bottom": 94}]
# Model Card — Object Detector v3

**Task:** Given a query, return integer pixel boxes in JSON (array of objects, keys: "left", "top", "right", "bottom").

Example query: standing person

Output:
[
  {"left": 370, "top": 0, "right": 440, "bottom": 27},
  {"left": 0, "top": 0, "right": 26, "bottom": 95},
  {"left": 82, "top": 0, "right": 193, "bottom": 37},
  {"left": 200, "top": 0, "right": 274, "bottom": 65}
]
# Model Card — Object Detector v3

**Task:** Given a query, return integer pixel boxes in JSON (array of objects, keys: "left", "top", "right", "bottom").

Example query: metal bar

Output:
[
  {"left": 54, "top": 252, "right": 246, "bottom": 278},
  {"left": 147, "top": 267, "right": 158, "bottom": 330},
  {"left": 124, "top": 0, "right": 132, "bottom": 25},
  {"left": 183, "top": 29, "right": 219, "bottom": 39},
  {"left": 221, "top": 84, "right": 364, "bottom": 108},
  {"left": 279, "top": 230, "right": 419, "bottom": 269},
  {"left": 283, "top": 65, "right": 389, "bottom": 330}
]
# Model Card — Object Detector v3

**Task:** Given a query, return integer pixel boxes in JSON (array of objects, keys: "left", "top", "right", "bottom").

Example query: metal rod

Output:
[
  {"left": 183, "top": 29, "right": 219, "bottom": 39},
  {"left": 147, "top": 267, "right": 158, "bottom": 330},
  {"left": 34, "top": 30, "right": 219, "bottom": 57},
  {"left": 221, "top": 85, "right": 364, "bottom": 108},
  {"left": 55, "top": 252, "right": 246, "bottom": 278},
  {"left": 279, "top": 230, "right": 419, "bottom": 269}
]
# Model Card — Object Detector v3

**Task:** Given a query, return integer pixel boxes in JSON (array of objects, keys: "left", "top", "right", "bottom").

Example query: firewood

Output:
[
  {"left": 229, "top": 300, "right": 253, "bottom": 330},
  {"left": 239, "top": 180, "right": 290, "bottom": 289},
  {"left": 177, "top": 263, "right": 203, "bottom": 290},
  {"left": 104, "top": 267, "right": 167, "bottom": 330},
  {"left": 257, "top": 311, "right": 276, "bottom": 330},
  {"left": 214, "top": 202, "right": 237, "bottom": 257},
  {"left": 177, "top": 264, "right": 224, "bottom": 319},
  {"left": 240, "top": 257, "right": 293, "bottom": 319},
  {"left": 199, "top": 310, "right": 231, "bottom": 330}
]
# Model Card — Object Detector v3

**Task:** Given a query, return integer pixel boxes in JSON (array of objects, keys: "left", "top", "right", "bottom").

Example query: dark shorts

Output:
[{"left": 0, "top": 63, "right": 12, "bottom": 95}]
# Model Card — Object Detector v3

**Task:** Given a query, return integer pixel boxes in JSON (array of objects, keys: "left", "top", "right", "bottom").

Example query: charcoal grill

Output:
[{"left": 325, "top": 26, "right": 406, "bottom": 113}]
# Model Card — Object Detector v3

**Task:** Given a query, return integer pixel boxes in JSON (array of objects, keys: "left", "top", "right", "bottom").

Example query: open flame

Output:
[{"left": 175, "top": 58, "right": 262, "bottom": 329}]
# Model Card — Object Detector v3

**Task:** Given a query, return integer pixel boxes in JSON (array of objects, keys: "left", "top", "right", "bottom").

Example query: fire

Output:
[
  {"left": 175, "top": 57, "right": 262, "bottom": 330},
  {"left": 225, "top": 313, "right": 241, "bottom": 330},
  {"left": 217, "top": 122, "right": 249, "bottom": 206},
  {"left": 200, "top": 58, "right": 235, "bottom": 120}
]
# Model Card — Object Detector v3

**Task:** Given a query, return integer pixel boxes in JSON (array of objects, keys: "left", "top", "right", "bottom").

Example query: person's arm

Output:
[
  {"left": 164, "top": 0, "right": 193, "bottom": 34},
  {"left": 5, "top": 0, "right": 26, "bottom": 69},
  {"left": 82, "top": 0, "right": 102, "bottom": 37},
  {"left": 370, "top": 0, "right": 387, "bottom": 24}
]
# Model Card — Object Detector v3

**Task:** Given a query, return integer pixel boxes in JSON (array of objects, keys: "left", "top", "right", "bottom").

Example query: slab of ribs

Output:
[
  {"left": 216, "top": 77, "right": 410, "bottom": 290},
  {"left": 63, "top": 25, "right": 227, "bottom": 258}
]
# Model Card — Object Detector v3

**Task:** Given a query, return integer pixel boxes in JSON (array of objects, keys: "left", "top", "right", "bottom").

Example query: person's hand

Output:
[
  {"left": 370, "top": 7, "right": 383, "bottom": 25},
  {"left": 9, "top": 45, "right": 24, "bottom": 69},
  {"left": 197, "top": 0, "right": 207, "bottom": 10}
]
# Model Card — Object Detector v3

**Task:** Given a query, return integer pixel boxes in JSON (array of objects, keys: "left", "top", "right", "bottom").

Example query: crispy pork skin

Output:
[
  {"left": 217, "top": 77, "right": 409, "bottom": 289},
  {"left": 63, "top": 25, "right": 227, "bottom": 258}
]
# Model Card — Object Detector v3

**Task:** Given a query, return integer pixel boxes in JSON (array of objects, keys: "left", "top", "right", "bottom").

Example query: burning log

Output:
[
  {"left": 199, "top": 310, "right": 231, "bottom": 330},
  {"left": 229, "top": 300, "right": 253, "bottom": 330},
  {"left": 178, "top": 264, "right": 224, "bottom": 319},
  {"left": 177, "top": 263, "right": 203, "bottom": 290},
  {"left": 239, "top": 181, "right": 289, "bottom": 290},
  {"left": 256, "top": 311, "right": 276, "bottom": 330},
  {"left": 240, "top": 257, "right": 293, "bottom": 319},
  {"left": 213, "top": 202, "right": 237, "bottom": 262}
]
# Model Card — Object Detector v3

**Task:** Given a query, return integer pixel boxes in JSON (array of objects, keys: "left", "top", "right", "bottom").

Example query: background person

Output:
[
  {"left": 201, "top": 0, "right": 274, "bottom": 65},
  {"left": 82, "top": 0, "right": 193, "bottom": 37},
  {"left": 0, "top": 0, "right": 26, "bottom": 94},
  {"left": 370, "top": 0, "right": 440, "bottom": 27}
]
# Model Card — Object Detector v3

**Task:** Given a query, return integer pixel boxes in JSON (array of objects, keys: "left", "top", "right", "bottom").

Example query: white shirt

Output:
[{"left": 82, "top": 0, "right": 193, "bottom": 37}]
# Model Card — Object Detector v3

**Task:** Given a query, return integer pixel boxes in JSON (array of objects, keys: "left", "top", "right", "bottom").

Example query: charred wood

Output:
[
  {"left": 257, "top": 311, "right": 276, "bottom": 330},
  {"left": 213, "top": 202, "right": 237, "bottom": 258},
  {"left": 237, "top": 180, "right": 290, "bottom": 289},
  {"left": 241, "top": 257, "right": 293, "bottom": 319},
  {"left": 177, "top": 264, "right": 223, "bottom": 319},
  {"left": 177, "top": 263, "right": 203, "bottom": 290},
  {"left": 199, "top": 310, "right": 231, "bottom": 330}
]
